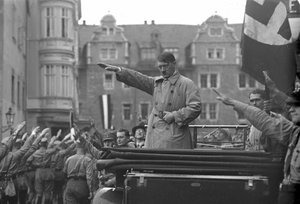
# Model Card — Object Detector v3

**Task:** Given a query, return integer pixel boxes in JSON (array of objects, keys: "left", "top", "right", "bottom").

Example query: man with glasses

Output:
[{"left": 98, "top": 52, "right": 201, "bottom": 149}]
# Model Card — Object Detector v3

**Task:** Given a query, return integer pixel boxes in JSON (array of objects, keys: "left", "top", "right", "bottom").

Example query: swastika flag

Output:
[{"left": 241, "top": 0, "right": 297, "bottom": 93}]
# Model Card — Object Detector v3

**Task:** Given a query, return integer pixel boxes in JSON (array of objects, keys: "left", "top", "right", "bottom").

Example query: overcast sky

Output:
[{"left": 79, "top": 0, "right": 247, "bottom": 25}]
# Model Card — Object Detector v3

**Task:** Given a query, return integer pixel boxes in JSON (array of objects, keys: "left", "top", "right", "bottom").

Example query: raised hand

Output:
[
  {"left": 12, "top": 121, "right": 26, "bottom": 137},
  {"left": 31, "top": 126, "right": 40, "bottom": 136},
  {"left": 262, "top": 71, "right": 276, "bottom": 91},
  {"left": 97, "top": 63, "right": 121, "bottom": 72},
  {"left": 62, "top": 133, "right": 71, "bottom": 142},
  {"left": 40, "top": 128, "right": 51, "bottom": 137},
  {"left": 21, "top": 132, "right": 28, "bottom": 141},
  {"left": 213, "top": 89, "right": 234, "bottom": 106},
  {"left": 56, "top": 129, "right": 62, "bottom": 137}
]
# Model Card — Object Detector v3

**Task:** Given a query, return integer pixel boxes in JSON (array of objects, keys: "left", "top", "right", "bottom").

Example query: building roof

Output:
[{"left": 78, "top": 15, "right": 243, "bottom": 66}]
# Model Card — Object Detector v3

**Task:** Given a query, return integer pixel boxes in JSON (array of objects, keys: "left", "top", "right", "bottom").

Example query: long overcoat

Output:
[{"left": 116, "top": 68, "right": 201, "bottom": 149}]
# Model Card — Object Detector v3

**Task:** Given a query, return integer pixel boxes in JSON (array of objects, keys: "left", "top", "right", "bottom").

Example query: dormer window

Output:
[
  {"left": 209, "top": 27, "right": 223, "bottom": 37},
  {"left": 109, "top": 28, "right": 114, "bottom": 35},
  {"left": 141, "top": 48, "right": 156, "bottom": 60},
  {"left": 102, "top": 27, "right": 107, "bottom": 35}
]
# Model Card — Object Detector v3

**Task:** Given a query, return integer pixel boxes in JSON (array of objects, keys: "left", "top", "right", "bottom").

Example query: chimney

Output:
[
  {"left": 83, "top": 20, "right": 86, "bottom": 25},
  {"left": 144, "top": 20, "right": 147, "bottom": 25},
  {"left": 151, "top": 20, "right": 155, "bottom": 25}
]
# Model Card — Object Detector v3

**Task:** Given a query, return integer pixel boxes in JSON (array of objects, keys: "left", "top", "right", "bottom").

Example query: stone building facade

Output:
[{"left": 78, "top": 14, "right": 262, "bottom": 132}]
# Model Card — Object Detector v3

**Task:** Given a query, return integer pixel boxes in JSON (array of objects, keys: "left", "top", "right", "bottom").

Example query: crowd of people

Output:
[
  {"left": 0, "top": 120, "right": 147, "bottom": 204},
  {"left": 1, "top": 51, "right": 300, "bottom": 204}
]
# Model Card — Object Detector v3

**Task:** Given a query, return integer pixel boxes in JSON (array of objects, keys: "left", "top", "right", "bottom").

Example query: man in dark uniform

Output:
[
  {"left": 26, "top": 129, "right": 58, "bottom": 204},
  {"left": 0, "top": 123, "right": 34, "bottom": 204},
  {"left": 15, "top": 128, "right": 45, "bottom": 204},
  {"left": 63, "top": 141, "right": 93, "bottom": 204},
  {"left": 50, "top": 139, "right": 76, "bottom": 204}
]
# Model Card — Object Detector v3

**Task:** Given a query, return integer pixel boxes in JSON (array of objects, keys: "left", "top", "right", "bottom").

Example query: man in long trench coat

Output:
[{"left": 98, "top": 52, "right": 201, "bottom": 149}]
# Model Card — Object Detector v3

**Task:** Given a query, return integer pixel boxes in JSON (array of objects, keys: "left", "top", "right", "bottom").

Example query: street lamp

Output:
[{"left": 5, "top": 107, "right": 15, "bottom": 134}]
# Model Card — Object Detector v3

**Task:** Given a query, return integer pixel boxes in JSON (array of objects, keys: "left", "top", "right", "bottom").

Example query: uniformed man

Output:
[
  {"left": 15, "top": 128, "right": 44, "bottom": 204},
  {"left": 0, "top": 123, "right": 34, "bottom": 204},
  {"left": 0, "top": 121, "right": 26, "bottom": 162},
  {"left": 26, "top": 128, "right": 58, "bottom": 204},
  {"left": 50, "top": 138, "right": 76, "bottom": 204},
  {"left": 63, "top": 141, "right": 93, "bottom": 204}
]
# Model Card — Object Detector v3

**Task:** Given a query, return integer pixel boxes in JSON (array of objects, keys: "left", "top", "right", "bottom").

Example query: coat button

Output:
[
  {"left": 170, "top": 90, "right": 174, "bottom": 93},
  {"left": 155, "top": 102, "right": 158, "bottom": 105},
  {"left": 152, "top": 126, "right": 155, "bottom": 129},
  {"left": 168, "top": 102, "right": 172, "bottom": 106}
]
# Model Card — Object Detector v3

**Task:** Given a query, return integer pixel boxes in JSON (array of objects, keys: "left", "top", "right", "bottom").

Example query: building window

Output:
[
  {"left": 100, "top": 48, "right": 117, "bottom": 60},
  {"left": 200, "top": 103, "right": 207, "bottom": 120},
  {"left": 140, "top": 102, "right": 150, "bottom": 120},
  {"left": 239, "top": 74, "right": 246, "bottom": 88},
  {"left": 109, "top": 49, "right": 117, "bottom": 59},
  {"left": 141, "top": 48, "right": 156, "bottom": 60},
  {"left": 109, "top": 28, "right": 114, "bottom": 35},
  {"left": 11, "top": 74, "right": 15, "bottom": 104},
  {"left": 42, "top": 7, "right": 73, "bottom": 39},
  {"left": 100, "top": 49, "right": 108, "bottom": 60},
  {"left": 163, "top": 48, "right": 179, "bottom": 59},
  {"left": 216, "top": 48, "right": 224, "bottom": 59},
  {"left": 17, "top": 80, "right": 20, "bottom": 108},
  {"left": 209, "top": 103, "right": 217, "bottom": 119},
  {"left": 206, "top": 48, "right": 225, "bottom": 60},
  {"left": 238, "top": 73, "right": 257, "bottom": 88},
  {"left": 103, "top": 73, "right": 114, "bottom": 90},
  {"left": 199, "top": 103, "right": 218, "bottom": 120},
  {"left": 209, "top": 27, "right": 223, "bottom": 37},
  {"left": 199, "top": 73, "right": 219, "bottom": 88},
  {"left": 61, "top": 8, "right": 71, "bottom": 38},
  {"left": 210, "top": 74, "right": 217, "bottom": 88},
  {"left": 11, "top": 3, "right": 17, "bottom": 42},
  {"left": 102, "top": 27, "right": 108, "bottom": 35},
  {"left": 122, "top": 103, "right": 132, "bottom": 120},
  {"left": 42, "top": 65, "right": 73, "bottom": 97},
  {"left": 61, "top": 66, "right": 72, "bottom": 97},
  {"left": 43, "top": 65, "right": 56, "bottom": 96},
  {"left": 45, "top": 7, "right": 54, "bottom": 37},
  {"left": 207, "top": 48, "right": 214, "bottom": 59},
  {"left": 200, "top": 74, "right": 208, "bottom": 88}
]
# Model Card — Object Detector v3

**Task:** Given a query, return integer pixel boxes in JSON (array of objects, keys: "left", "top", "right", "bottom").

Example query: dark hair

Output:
[
  {"left": 117, "top": 129, "right": 130, "bottom": 138},
  {"left": 157, "top": 52, "right": 176, "bottom": 63},
  {"left": 287, "top": 90, "right": 300, "bottom": 106},
  {"left": 249, "top": 89, "right": 267, "bottom": 100}
]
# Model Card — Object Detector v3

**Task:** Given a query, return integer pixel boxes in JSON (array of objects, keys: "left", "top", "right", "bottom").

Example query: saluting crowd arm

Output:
[
  {"left": 79, "top": 135, "right": 103, "bottom": 159},
  {"left": 231, "top": 99, "right": 292, "bottom": 144},
  {"left": 263, "top": 71, "right": 290, "bottom": 111},
  {"left": 116, "top": 67, "right": 155, "bottom": 95},
  {"left": 0, "top": 137, "right": 13, "bottom": 161},
  {"left": 12, "top": 132, "right": 36, "bottom": 161}
]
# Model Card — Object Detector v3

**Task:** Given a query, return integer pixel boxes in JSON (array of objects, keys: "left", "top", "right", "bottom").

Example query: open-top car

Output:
[{"left": 92, "top": 125, "right": 284, "bottom": 204}]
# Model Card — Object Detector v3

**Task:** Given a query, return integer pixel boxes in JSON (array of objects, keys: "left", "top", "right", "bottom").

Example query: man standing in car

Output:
[{"left": 98, "top": 52, "right": 201, "bottom": 149}]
